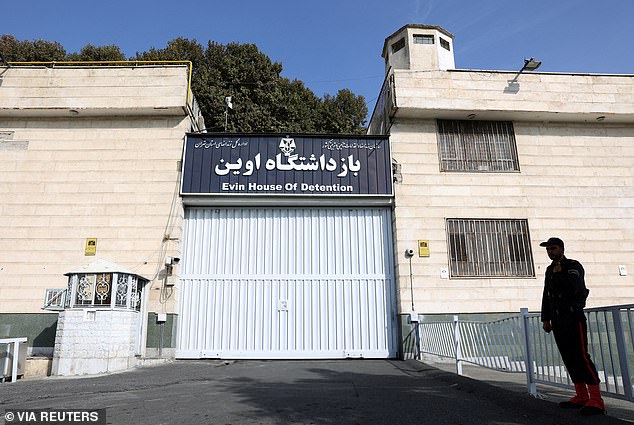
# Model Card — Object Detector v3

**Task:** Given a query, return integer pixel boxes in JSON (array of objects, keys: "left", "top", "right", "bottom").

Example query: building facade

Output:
[
  {"left": 369, "top": 24, "right": 634, "bottom": 317},
  {"left": 1, "top": 25, "right": 633, "bottom": 373},
  {"left": 0, "top": 64, "right": 202, "bottom": 371}
]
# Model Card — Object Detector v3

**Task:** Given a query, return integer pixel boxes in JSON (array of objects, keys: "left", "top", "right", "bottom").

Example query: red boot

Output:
[
  {"left": 559, "top": 383, "right": 589, "bottom": 408},
  {"left": 580, "top": 384, "right": 606, "bottom": 416}
]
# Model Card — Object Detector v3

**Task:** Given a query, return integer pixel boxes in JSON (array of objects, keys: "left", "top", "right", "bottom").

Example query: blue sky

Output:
[{"left": 4, "top": 0, "right": 634, "bottom": 117}]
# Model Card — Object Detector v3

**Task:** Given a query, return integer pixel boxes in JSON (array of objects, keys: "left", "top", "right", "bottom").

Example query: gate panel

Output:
[{"left": 176, "top": 207, "right": 395, "bottom": 359}]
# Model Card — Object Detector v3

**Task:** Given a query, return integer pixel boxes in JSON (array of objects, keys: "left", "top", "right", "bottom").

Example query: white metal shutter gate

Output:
[{"left": 176, "top": 207, "right": 396, "bottom": 359}]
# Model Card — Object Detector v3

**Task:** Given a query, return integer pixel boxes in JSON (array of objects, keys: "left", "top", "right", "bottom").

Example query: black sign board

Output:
[{"left": 181, "top": 134, "right": 392, "bottom": 196}]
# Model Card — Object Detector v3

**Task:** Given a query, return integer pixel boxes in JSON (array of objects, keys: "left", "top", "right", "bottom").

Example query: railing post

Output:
[
  {"left": 414, "top": 321, "right": 421, "bottom": 360},
  {"left": 521, "top": 308, "right": 537, "bottom": 396},
  {"left": 0, "top": 338, "right": 27, "bottom": 384},
  {"left": 454, "top": 315, "right": 463, "bottom": 376},
  {"left": 11, "top": 340, "right": 20, "bottom": 383},
  {"left": 612, "top": 309, "right": 634, "bottom": 401}
]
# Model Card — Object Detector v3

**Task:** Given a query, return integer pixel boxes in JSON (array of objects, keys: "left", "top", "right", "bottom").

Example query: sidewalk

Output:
[{"left": 421, "top": 356, "right": 634, "bottom": 423}]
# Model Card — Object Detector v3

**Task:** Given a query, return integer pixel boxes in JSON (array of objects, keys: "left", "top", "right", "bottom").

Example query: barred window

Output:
[
  {"left": 437, "top": 120, "right": 520, "bottom": 172},
  {"left": 440, "top": 38, "right": 451, "bottom": 51},
  {"left": 446, "top": 219, "right": 535, "bottom": 278},
  {"left": 69, "top": 273, "right": 143, "bottom": 310},
  {"left": 414, "top": 34, "right": 434, "bottom": 44}
]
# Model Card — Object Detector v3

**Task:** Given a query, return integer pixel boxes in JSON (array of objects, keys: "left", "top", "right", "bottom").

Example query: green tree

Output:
[
  {"left": 66, "top": 44, "right": 126, "bottom": 61},
  {"left": 135, "top": 37, "right": 205, "bottom": 67},
  {"left": 1, "top": 34, "right": 368, "bottom": 134},
  {"left": 198, "top": 42, "right": 290, "bottom": 132},
  {"left": 0, "top": 35, "right": 66, "bottom": 62},
  {"left": 319, "top": 89, "right": 368, "bottom": 134}
]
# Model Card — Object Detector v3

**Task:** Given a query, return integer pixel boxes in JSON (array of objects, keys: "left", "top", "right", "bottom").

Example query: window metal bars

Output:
[
  {"left": 409, "top": 305, "right": 634, "bottom": 401},
  {"left": 437, "top": 120, "right": 520, "bottom": 172},
  {"left": 64, "top": 273, "right": 143, "bottom": 311},
  {"left": 446, "top": 218, "right": 535, "bottom": 278},
  {"left": 42, "top": 288, "right": 66, "bottom": 310}
]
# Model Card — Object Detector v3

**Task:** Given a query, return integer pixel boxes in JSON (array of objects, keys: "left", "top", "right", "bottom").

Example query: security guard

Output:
[{"left": 540, "top": 237, "right": 605, "bottom": 416}]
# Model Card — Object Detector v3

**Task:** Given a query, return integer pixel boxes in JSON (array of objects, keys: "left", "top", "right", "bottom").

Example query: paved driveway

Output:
[{"left": 0, "top": 360, "right": 629, "bottom": 425}]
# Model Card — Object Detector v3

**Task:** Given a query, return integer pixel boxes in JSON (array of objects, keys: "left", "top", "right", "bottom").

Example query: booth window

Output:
[
  {"left": 446, "top": 218, "right": 534, "bottom": 278},
  {"left": 437, "top": 120, "right": 520, "bottom": 172},
  {"left": 68, "top": 273, "right": 143, "bottom": 311}
]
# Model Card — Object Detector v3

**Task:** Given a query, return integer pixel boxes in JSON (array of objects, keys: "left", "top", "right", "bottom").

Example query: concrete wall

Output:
[
  {"left": 0, "top": 65, "right": 189, "bottom": 115},
  {"left": 0, "top": 66, "right": 193, "bottom": 319},
  {"left": 0, "top": 116, "right": 187, "bottom": 315},
  {"left": 0, "top": 313, "right": 57, "bottom": 354},
  {"left": 389, "top": 119, "right": 634, "bottom": 314},
  {"left": 391, "top": 69, "right": 634, "bottom": 122}
]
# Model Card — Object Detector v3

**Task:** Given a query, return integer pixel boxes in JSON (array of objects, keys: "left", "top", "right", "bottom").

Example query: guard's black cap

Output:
[{"left": 539, "top": 237, "right": 564, "bottom": 248}]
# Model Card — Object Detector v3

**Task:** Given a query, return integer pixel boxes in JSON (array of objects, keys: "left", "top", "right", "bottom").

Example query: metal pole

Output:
[
  {"left": 11, "top": 341, "right": 19, "bottom": 383},
  {"left": 409, "top": 256, "right": 414, "bottom": 312},
  {"left": 612, "top": 309, "right": 634, "bottom": 400},
  {"left": 454, "top": 315, "right": 463, "bottom": 375},
  {"left": 521, "top": 308, "right": 537, "bottom": 396},
  {"left": 224, "top": 107, "right": 228, "bottom": 132},
  {"left": 414, "top": 321, "right": 421, "bottom": 360},
  {"left": 159, "top": 322, "right": 164, "bottom": 358}
]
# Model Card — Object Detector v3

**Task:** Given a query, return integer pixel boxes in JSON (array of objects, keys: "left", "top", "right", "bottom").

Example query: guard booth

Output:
[
  {"left": 176, "top": 133, "right": 397, "bottom": 359},
  {"left": 51, "top": 259, "right": 148, "bottom": 375}
]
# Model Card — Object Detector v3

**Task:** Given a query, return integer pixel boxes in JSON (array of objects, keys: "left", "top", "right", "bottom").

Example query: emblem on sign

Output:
[{"left": 279, "top": 138, "right": 296, "bottom": 156}]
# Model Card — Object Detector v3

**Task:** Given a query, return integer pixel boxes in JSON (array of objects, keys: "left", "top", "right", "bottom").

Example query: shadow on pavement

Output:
[{"left": 0, "top": 359, "right": 631, "bottom": 425}]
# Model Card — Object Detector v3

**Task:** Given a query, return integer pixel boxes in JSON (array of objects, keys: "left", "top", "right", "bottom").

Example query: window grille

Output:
[
  {"left": 414, "top": 34, "right": 434, "bottom": 44},
  {"left": 68, "top": 273, "right": 144, "bottom": 311},
  {"left": 440, "top": 38, "right": 451, "bottom": 51},
  {"left": 437, "top": 120, "right": 520, "bottom": 172},
  {"left": 446, "top": 219, "right": 535, "bottom": 278},
  {"left": 42, "top": 288, "right": 66, "bottom": 311}
]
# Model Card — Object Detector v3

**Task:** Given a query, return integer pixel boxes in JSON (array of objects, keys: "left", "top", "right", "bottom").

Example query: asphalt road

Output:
[{"left": 0, "top": 359, "right": 631, "bottom": 425}]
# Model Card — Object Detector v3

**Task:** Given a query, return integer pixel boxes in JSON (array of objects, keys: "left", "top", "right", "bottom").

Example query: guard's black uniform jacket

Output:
[
  {"left": 540, "top": 256, "right": 599, "bottom": 384},
  {"left": 541, "top": 256, "right": 589, "bottom": 328}
]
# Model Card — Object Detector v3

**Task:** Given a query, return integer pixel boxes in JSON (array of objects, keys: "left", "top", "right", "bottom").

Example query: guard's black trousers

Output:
[{"left": 553, "top": 318, "right": 600, "bottom": 384}]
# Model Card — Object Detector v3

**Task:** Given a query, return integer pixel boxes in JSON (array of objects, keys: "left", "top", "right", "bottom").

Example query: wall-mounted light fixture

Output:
[
  {"left": 505, "top": 57, "right": 542, "bottom": 93},
  {"left": 520, "top": 57, "right": 542, "bottom": 72}
]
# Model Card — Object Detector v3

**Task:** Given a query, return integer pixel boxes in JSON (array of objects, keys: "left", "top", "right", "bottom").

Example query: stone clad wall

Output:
[
  {"left": 0, "top": 65, "right": 189, "bottom": 114},
  {"left": 52, "top": 309, "right": 140, "bottom": 376},
  {"left": 0, "top": 66, "right": 191, "bottom": 316},
  {"left": 393, "top": 70, "right": 634, "bottom": 121},
  {"left": 389, "top": 119, "right": 634, "bottom": 314}
]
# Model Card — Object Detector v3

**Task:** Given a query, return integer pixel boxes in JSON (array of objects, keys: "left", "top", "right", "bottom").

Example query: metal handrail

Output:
[
  {"left": 1, "top": 337, "right": 27, "bottom": 383},
  {"left": 410, "top": 304, "right": 634, "bottom": 401}
]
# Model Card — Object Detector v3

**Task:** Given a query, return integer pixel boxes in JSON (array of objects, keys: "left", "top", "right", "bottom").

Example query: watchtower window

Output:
[
  {"left": 414, "top": 34, "right": 434, "bottom": 45},
  {"left": 391, "top": 38, "right": 405, "bottom": 53},
  {"left": 440, "top": 38, "right": 451, "bottom": 51}
]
